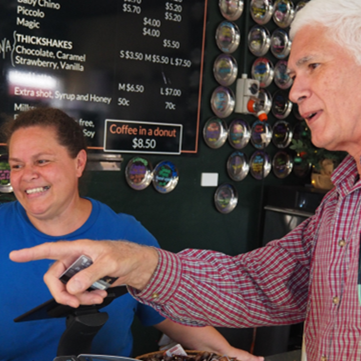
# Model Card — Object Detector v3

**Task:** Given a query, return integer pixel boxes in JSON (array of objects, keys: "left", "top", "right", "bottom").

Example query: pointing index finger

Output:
[{"left": 9, "top": 240, "right": 88, "bottom": 264}]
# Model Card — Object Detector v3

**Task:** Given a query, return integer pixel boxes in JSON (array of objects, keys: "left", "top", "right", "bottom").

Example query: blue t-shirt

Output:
[{"left": 0, "top": 198, "right": 165, "bottom": 361}]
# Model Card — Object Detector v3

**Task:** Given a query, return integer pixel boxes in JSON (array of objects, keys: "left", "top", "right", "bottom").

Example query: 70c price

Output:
[
  {"left": 132, "top": 137, "right": 157, "bottom": 149},
  {"left": 165, "top": 101, "right": 176, "bottom": 110}
]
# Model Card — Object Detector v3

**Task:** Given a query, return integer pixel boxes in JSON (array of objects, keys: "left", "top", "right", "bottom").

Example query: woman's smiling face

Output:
[{"left": 8, "top": 125, "right": 86, "bottom": 223}]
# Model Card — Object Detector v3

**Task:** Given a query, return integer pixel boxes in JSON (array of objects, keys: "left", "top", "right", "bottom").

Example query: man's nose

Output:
[{"left": 288, "top": 76, "right": 310, "bottom": 105}]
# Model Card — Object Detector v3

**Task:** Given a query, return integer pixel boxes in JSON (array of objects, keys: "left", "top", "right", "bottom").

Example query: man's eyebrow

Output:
[
  {"left": 296, "top": 55, "right": 313, "bottom": 67},
  {"left": 286, "top": 55, "right": 314, "bottom": 75}
]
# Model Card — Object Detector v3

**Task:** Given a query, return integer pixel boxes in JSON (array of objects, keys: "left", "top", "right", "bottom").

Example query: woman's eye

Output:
[{"left": 37, "top": 159, "right": 49, "bottom": 165}]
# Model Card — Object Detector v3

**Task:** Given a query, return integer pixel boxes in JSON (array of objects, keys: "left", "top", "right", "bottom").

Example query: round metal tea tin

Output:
[
  {"left": 249, "top": 150, "right": 271, "bottom": 180},
  {"left": 203, "top": 117, "right": 229, "bottom": 149},
  {"left": 251, "top": 120, "right": 272, "bottom": 149},
  {"left": 274, "top": 60, "right": 293, "bottom": 89},
  {"left": 213, "top": 54, "right": 238, "bottom": 86},
  {"left": 272, "top": 120, "right": 293, "bottom": 148},
  {"left": 272, "top": 151, "right": 293, "bottom": 178},
  {"left": 250, "top": 0, "right": 274, "bottom": 25},
  {"left": 215, "top": 21, "right": 241, "bottom": 53},
  {"left": 273, "top": 0, "right": 295, "bottom": 28},
  {"left": 152, "top": 160, "right": 179, "bottom": 194},
  {"left": 210, "top": 86, "right": 235, "bottom": 118},
  {"left": 219, "top": 0, "right": 244, "bottom": 21},
  {"left": 227, "top": 151, "right": 249, "bottom": 181},
  {"left": 228, "top": 119, "right": 251, "bottom": 149},
  {"left": 257, "top": 88, "right": 272, "bottom": 114},
  {"left": 214, "top": 183, "right": 238, "bottom": 214},
  {"left": 125, "top": 157, "right": 153, "bottom": 190},
  {"left": 251, "top": 57, "right": 274, "bottom": 88},
  {"left": 247, "top": 25, "right": 271, "bottom": 57},
  {"left": 271, "top": 90, "right": 293, "bottom": 119},
  {"left": 271, "top": 29, "right": 292, "bottom": 59}
]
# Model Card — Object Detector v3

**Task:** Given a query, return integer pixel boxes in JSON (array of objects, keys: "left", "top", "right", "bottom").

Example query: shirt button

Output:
[
  {"left": 320, "top": 356, "right": 327, "bottom": 361},
  {"left": 338, "top": 239, "right": 346, "bottom": 247},
  {"left": 332, "top": 296, "right": 339, "bottom": 305},
  {"left": 151, "top": 292, "right": 159, "bottom": 299}
]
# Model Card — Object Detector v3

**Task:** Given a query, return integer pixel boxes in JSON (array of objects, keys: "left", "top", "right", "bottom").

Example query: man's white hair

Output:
[{"left": 290, "top": 0, "right": 361, "bottom": 65}]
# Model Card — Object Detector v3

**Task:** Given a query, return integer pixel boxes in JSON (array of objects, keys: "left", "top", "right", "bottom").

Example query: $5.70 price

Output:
[{"left": 132, "top": 137, "right": 156, "bottom": 149}]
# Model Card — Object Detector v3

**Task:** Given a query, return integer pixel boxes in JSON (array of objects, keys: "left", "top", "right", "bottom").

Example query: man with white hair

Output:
[{"left": 11, "top": 1, "right": 361, "bottom": 360}]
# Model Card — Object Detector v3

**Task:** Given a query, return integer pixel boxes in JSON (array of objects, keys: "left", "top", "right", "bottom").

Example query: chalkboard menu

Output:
[{"left": 0, "top": 0, "right": 207, "bottom": 154}]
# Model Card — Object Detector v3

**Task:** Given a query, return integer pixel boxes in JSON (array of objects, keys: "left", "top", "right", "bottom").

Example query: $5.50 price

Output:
[{"left": 132, "top": 137, "right": 157, "bottom": 149}]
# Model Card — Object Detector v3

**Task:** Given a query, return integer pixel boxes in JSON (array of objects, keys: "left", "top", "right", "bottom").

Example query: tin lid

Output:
[
  {"left": 249, "top": 150, "right": 271, "bottom": 180},
  {"left": 272, "top": 151, "right": 293, "bottom": 178},
  {"left": 203, "top": 117, "right": 229, "bottom": 149},
  {"left": 272, "top": 120, "right": 293, "bottom": 148},
  {"left": 228, "top": 118, "right": 251, "bottom": 149},
  {"left": 125, "top": 157, "right": 153, "bottom": 191},
  {"left": 219, "top": 0, "right": 244, "bottom": 21},
  {"left": 210, "top": 86, "right": 235, "bottom": 118},
  {"left": 251, "top": 57, "right": 274, "bottom": 88},
  {"left": 213, "top": 54, "right": 238, "bottom": 86},
  {"left": 250, "top": 0, "right": 274, "bottom": 25},
  {"left": 273, "top": 0, "right": 295, "bottom": 28},
  {"left": 257, "top": 88, "right": 273, "bottom": 114},
  {"left": 271, "top": 29, "right": 292, "bottom": 59},
  {"left": 215, "top": 21, "right": 241, "bottom": 54},
  {"left": 227, "top": 151, "right": 249, "bottom": 181},
  {"left": 271, "top": 89, "right": 293, "bottom": 119},
  {"left": 152, "top": 160, "right": 179, "bottom": 194},
  {"left": 248, "top": 25, "right": 271, "bottom": 57},
  {"left": 251, "top": 120, "right": 272, "bottom": 149},
  {"left": 274, "top": 60, "right": 293, "bottom": 89},
  {"left": 214, "top": 183, "right": 238, "bottom": 213}
]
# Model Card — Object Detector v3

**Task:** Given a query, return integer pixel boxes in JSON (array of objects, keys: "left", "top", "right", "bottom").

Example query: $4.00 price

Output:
[{"left": 132, "top": 137, "right": 156, "bottom": 149}]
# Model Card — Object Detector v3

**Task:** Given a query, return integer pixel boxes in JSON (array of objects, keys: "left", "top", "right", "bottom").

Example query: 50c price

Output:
[
  {"left": 132, "top": 137, "right": 157, "bottom": 149},
  {"left": 118, "top": 97, "right": 130, "bottom": 106}
]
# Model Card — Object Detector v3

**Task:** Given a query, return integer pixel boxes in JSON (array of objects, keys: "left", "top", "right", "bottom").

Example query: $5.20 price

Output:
[{"left": 132, "top": 137, "right": 157, "bottom": 149}]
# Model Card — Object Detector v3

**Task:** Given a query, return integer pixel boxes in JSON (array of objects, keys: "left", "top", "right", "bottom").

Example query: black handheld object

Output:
[
  {"left": 59, "top": 255, "right": 118, "bottom": 291},
  {"left": 14, "top": 286, "right": 127, "bottom": 356},
  {"left": 14, "top": 286, "right": 128, "bottom": 322},
  {"left": 14, "top": 254, "right": 126, "bottom": 356}
]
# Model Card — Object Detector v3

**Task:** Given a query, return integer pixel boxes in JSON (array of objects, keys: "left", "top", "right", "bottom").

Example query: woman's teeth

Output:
[{"left": 26, "top": 186, "right": 50, "bottom": 194}]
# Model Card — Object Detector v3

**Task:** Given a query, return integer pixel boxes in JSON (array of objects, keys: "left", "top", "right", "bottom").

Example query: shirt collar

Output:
[{"left": 331, "top": 154, "right": 359, "bottom": 192}]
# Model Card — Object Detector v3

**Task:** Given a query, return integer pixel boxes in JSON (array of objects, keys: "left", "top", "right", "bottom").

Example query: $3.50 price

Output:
[{"left": 132, "top": 137, "right": 156, "bottom": 149}]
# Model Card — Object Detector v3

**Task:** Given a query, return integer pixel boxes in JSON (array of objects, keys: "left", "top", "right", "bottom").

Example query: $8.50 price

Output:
[{"left": 132, "top": 137, "right": 156, "bottom": 149}]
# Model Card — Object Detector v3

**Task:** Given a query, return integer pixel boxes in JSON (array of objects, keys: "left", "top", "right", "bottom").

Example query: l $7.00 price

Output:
[{"left": 132, "top": 137, "right": 157, "bottom": 149}]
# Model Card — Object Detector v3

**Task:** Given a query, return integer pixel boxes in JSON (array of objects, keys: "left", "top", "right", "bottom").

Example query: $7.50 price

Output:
[{"left": 132, "top": 137, "right": 156, "bottom": 149}]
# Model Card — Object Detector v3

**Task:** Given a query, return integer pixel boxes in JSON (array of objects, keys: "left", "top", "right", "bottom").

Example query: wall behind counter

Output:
[{"left": 80, "top": 0, "right": 305, "bottom": 258}]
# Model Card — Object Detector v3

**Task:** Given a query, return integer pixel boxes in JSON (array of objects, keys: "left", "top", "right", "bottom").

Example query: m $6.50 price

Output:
[{"left": 132, "top": 137, "right": 157, "bottom": 149}]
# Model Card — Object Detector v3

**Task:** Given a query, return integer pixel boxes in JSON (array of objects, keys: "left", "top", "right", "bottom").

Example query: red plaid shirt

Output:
[{"left": 130, "top": 155, "right": 361, "bottom": 361}]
